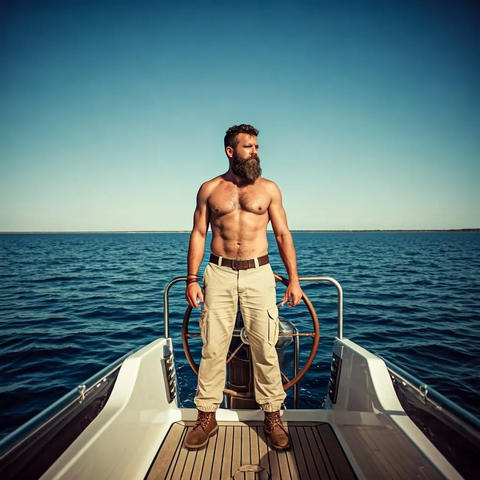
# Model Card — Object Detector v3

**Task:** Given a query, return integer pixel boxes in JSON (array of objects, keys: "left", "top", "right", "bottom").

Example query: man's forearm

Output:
[
  {"left": 276, "top": 232, "right": 299, "bottom": 282},
  {"left": 187, "top": 230, "right": 207, "bottom": 276}
]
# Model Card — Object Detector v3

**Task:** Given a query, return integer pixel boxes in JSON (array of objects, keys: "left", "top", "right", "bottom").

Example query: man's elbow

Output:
[
  {"left": 192, "top": 228, "right": 208, "bottom": 240},
  {"left": 275, "top": 230, "right": 292, "bottom": 244}
]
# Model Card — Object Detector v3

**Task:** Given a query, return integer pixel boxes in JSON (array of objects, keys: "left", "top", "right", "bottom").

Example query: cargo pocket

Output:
[
  {"left": 199, "top": 307, "right": 209, "bottom": 346},
  {"left": 267, "top": 306, "right": 279, "bottom": 346}
]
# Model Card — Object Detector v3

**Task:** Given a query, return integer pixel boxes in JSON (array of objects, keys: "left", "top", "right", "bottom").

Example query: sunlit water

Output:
[{"left": 0, "top": 231, "right": 479, "bottom": 440}]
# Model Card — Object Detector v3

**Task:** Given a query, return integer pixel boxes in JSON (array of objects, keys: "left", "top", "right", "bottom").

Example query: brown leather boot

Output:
[
  {"left": 184, "top": 410, "right": 218, "bottom": 449},
  {"left": 264, "top": 411, "right": 290, "bottom": 450}
]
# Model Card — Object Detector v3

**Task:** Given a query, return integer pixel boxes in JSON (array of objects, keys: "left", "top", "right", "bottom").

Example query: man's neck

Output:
[{"left": 225, "top": 169, "right": 258, "bottom": 187}]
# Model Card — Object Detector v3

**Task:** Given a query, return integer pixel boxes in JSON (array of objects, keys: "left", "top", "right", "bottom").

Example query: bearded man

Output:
[{"left": 184, "top": 124, "right": 302, "bottom": 450}]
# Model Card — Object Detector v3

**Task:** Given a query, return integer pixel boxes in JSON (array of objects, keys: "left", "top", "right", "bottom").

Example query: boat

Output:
[{"left": 0, "top": 274, "right": 479, "bottom": 479}]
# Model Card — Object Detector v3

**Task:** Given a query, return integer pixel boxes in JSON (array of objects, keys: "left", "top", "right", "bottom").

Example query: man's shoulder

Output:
[
  {"left": 196, "top": 176, "right": 225, "bottom": 199},
  {"left": 200, "top": 175, "right": 224, "bottom": 191},
  {"left": 257, "top": 177, "right": 280, "bottom": 192}
]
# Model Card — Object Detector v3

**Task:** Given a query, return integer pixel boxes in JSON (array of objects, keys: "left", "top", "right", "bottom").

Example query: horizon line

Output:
[{"left": 0, "top": 228, "right": 479, "bottom": 234}]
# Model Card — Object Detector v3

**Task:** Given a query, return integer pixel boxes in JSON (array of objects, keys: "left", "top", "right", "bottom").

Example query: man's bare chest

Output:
[{"left": 208, "top": 186, "right": 270, "bottom": 216}]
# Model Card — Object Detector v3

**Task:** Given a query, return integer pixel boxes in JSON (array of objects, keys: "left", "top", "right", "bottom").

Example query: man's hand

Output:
[
  {"left": 281, "top": 281, "right": 303, "bottom": 307},
  {"left": 186, "top": 282, "right": 204, "bottom": 308}
]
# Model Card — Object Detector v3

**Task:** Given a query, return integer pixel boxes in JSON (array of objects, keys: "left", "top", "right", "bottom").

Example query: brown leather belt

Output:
[{"left": 209, "top": 253, "right": 269, "bottom": 270}]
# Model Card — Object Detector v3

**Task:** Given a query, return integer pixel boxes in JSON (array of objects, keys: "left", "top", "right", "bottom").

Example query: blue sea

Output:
[{"left": 0, "top": 231, "right": 479, "bottom": 440}]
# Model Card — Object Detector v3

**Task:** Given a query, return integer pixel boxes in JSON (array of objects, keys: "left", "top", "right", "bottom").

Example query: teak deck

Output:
[
  {"left": 146, "top": 421, "right": 443, "bottom": 479},
  {"left": 147, "top": 421, "right": 354, "bottom": 480}
]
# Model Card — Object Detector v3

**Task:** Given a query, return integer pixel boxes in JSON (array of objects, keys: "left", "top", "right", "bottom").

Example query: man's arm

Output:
[
  {"left": 186, "top": 183, "right": 211, "bottom": 308},
  {"left": 268, "top": 182, "right": 302, "bottom": 307}
]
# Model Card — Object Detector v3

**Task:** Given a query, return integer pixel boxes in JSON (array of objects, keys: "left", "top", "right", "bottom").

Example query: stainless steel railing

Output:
[
  {"left": 296, "top": 276, "right": 344, "bottom": 338},
  {"left": 382, "top": 356, "right": 480, "bottom": 444},
  {"left": 163, "top": 275, "right": 343, "bottom": 340}
]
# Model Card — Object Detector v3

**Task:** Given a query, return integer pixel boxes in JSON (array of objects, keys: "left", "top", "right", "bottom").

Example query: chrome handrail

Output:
[
  {"left": 381, "top": 356, "right": 480, "bottom": 444},
  {"left": 296, "top": 276, "right": 344, "bottom": 338},
  {"left": 163, "top": 275, "right": 343, "bottom": 339},
  {"left": 163, "top": 276, "right": 189, "bottom": 338}
]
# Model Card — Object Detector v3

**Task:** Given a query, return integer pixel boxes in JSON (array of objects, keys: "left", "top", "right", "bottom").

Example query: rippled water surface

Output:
[{"left": 0, "top": 232, "right": 479, "bottom": 440}]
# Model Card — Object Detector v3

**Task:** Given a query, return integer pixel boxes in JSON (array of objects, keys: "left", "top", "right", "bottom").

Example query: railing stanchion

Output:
[
  {"left": 296, "top": 276, "right": 344, "bottom": 339},
  {"left": 163, "top": 277, "right": 188, "bottom": 339}
]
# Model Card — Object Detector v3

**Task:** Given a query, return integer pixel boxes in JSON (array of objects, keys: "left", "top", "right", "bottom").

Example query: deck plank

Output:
[
  {"left": 304, "top": 424, "right": 330, "bottom": 479},
  {"left": 167, "top": 429, "right": 191, "bottom": 480},
  {"left": 231, "top": 426, "right": 242, "bottom": 478},
  {"left": 241, "top": 424, "right": 251, "bottom": 467},
  {"left": 288, "top": 426, "right": 311, "bottom": 479},
  {"left": 282, "top": 425, "right": 299, "bottom": 480},
  {"left": 338, "top": 425, "right": 443, "bottom": 480},
  {"left": 363, "top": 426, "right": 410, "bottom": 479},
  {"left": 249, "top": 426, "right": 260, "bottom": 467},
  {"left": 276, "top": 449, "right": 291, "bottom": 480},
  {"left": 190, "top": 443, "right": 207, "bottom": 480},
  {"left": 196, "top": 427, "right": 216, "bottom": 479},
  {"left": 376, "top": 425, "right": 438, "bottom": 477},
  {"left": 240, "top": 425, "right": 256, "bottom": 480},
  {"left": 299, "top": 425, "right": 324, "bottom": 479},
  {"left": 181, "top": 445, "right": 197, "bottom": 479},
  {"left": 257, "top": 426, "right": 270, "bottom": 478},
  {"left": 147, "top": 423, "right": 185, "bottom": 480},
  {"left": 221, "top": 425, "right": 234, "bottom": 479},
  {"left": 267, "top": 442, "right": 281, "bottom": 480},
  {"left": 208, "top": 425, "right": 225, "bottom": 480},
  {"left": 310, "top": 423, "right": 337, "bottom": 479},
  {"left": 343, "top": 424, "right": 384, "bottom": 478},
  {"left": 318, "top": 424, "right": 357, "bottom": 480},
  {"left": 357, "top": 427, "right": 401, "bottom": 480}
]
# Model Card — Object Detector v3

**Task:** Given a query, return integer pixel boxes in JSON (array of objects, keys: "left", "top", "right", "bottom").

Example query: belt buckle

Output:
[{"left": 233, "top": 259, "right": 249, "bottom": 270}]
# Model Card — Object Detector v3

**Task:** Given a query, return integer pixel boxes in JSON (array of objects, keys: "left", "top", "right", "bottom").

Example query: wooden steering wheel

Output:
[{"left": 181, "top": 273, "right": 320, "bottom": 393}]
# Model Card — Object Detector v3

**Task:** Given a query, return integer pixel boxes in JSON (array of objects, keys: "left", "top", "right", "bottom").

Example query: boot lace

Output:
[
  {"left": 265, "top": 411, "right": 282, "bottom": 430},
  {"left": 194, "top": 412, "right": 213, "bottom": 430}
]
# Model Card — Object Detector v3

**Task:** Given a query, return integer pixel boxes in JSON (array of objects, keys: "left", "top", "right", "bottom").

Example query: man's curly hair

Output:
[{"left": 224, "top": 124, "right": 259, "bottom": 149}]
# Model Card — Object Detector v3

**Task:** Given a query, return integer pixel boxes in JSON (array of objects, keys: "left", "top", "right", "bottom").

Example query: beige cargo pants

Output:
[{"left": 194, "top": 261, "right": 286, "bottom": 412}]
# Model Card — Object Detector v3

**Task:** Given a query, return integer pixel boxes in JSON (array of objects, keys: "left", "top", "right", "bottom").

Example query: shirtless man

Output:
[{"left": 184, "top": 124, "right": 302, "bottom": 450}]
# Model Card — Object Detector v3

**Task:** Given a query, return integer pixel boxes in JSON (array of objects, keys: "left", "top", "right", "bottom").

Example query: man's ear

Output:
[{"left": 225, "top": 146, "right": 234, "bottom": 159}]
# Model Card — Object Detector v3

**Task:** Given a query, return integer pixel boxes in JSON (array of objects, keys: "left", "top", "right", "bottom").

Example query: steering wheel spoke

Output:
[{"left": 226, "top": 343, "right": 244, "bottom": 365}]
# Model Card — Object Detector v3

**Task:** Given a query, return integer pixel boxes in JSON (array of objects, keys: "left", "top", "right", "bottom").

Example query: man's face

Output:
[{"left": 230, "top": 133, "right": 262, "bottom": 182}]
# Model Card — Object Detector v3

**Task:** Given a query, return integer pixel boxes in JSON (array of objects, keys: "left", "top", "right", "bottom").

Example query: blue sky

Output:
[{"left": 1, "top": 0, "right": 479, "bottom": 231}]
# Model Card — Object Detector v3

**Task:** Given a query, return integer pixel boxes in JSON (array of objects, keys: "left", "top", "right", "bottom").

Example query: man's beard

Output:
[{"left": 231, "top": 153, "right": 262, "bottom": 182}]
